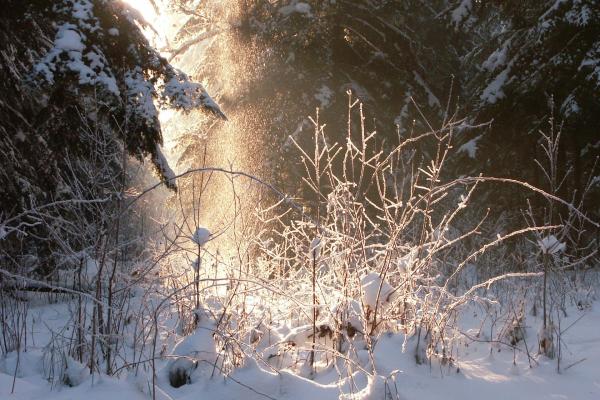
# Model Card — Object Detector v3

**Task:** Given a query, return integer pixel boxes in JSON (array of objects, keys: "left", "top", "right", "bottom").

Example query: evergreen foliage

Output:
[
  {"left": 0, "top": 0, "right": 223, "bottom": 274},
  {"left": 171, "top": 0, "right": 599, "bottom": 216},
  {"left": 451, "top": 0, "right": 600, "bottom": 208}
]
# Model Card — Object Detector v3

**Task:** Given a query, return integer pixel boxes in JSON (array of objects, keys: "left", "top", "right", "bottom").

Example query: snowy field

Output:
[{"left": 2, "top": 295, "right": 599, "bottom": 400}]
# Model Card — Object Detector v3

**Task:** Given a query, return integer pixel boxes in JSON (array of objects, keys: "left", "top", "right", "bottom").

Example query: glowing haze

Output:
[
  {"left": 122, "top": 0, "right": 171, "bottom": 50},
  {"left": 123, "top": 0, "right": 158, "bottom": 22}
]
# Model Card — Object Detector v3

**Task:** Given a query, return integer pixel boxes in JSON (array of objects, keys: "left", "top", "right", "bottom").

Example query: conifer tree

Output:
[{"left": 0, "top": 0, "right": 223, "bottom": 274}]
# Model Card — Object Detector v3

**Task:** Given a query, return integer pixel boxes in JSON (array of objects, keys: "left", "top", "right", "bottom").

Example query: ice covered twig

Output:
[{"left": 309, "top": 236, "right": 321, "bottom": 261}]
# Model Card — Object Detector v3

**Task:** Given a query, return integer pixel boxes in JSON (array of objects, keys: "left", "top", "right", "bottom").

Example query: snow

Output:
[
  {"left": 0, "top": 350, "right": 44, "bottom": 379},
  {"left": 561, "top": 93, "right": 581, "bottom": 116},
  {"left": 77, "top": 256, "right": 100, "bottom": 286},
  {"left": 168, "top": 311, "right": 217, "bottom": 383},
  {"left": 191, "top": 226, "right": 211, "bottom": 247},
  {"left": 360, "top": 272, "right": 394, "bottom": 309},
  {"left": 279, "top": 2, "right": 312, "bottom": 17},
  {"left": 539, "top": 0, "right": 568, "bottom": 25},
  {"left": 329, "top": 298, "right": 364, "bottom": 334},
  {"left": 168, "top": 357, "right": 197, "bottom": 388},
  {"left": 451, "top": 0, "right": 472, "bottom": 27},
  {"left": 4, "top": 279, "right": 600, "bottom": 400},
  {"left": 538, "top": 234, "right": 566, "bottom": 255},
  {"left": 153, "top": 143, "right": 177, "bottom": 186},
  {"left": 565, "top": 3, "right": 593, "bottom": 26},
  {"left": 308, "top": 236, "right": 321, "bottom": 260},
  {"left": 480, "top": 65, "right": 511, "bottom": 104},
  {"left": 413, "top": 71, "right": 441, "bottom": 108},
  {"left": 458, "top": 135, "right": 482, "bottom": 158},
  {"left": 56, "top": 255, "right": 99, "bottom": 288},
  {"left": 278, "top": 324, "right": 333, "bottom": 350},
  {"left": 71, "top": 0, "right": 94, "bottom": 21},
  {"left": 62, "top": 357, "right": 88, "bottom": 387},
  {"left": 314, "top": 85, "right": 334, "bottom": 109},
  {"left": 33, "top": 0, "right": 121, "bottom": 96},
  {"left": 32, "top": 0, "right": 223, "bottom": 120},
  {"left": 192, "top": 257, "right": 201, "bottom": 272},
  {"left": 482, "top": 41, "right": 510, "bottom": 72},
  {"left": 4, "top": 297, "right": 600, "bottom": 399},
  {"left": 161, "top": 72, "right": 225, "bottom": 118},
  {"left": 1, "top": 372, "right": 148, "bottom": 400},
  {"left": 394, "top": 92, "right": 412, "bottom": 134},
  {"left": 125, "top": 68, "right": 158, "bottom": 124},
  {"left": 579, "top": 42, "right": 600, "bottom": 87},
  {"left": 54, "top": 28, "right": 86, "bottom": 52},
  {"left": 372, "top": 309, "right": 600, "bottom": 399},
  {"left": 397, "top": 248, "right": 417, "bottom": 275}
]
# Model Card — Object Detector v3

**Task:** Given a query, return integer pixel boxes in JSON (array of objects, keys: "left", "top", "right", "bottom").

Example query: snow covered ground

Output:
[{"left": 2, "top": 296, "right": 599, "bottom": 400}]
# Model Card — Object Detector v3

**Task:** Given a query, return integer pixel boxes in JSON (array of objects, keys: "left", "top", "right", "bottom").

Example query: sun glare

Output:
[
  {"left": 123, "top": 0, "right": 158, "bottom": 24},
  {"left": 122, "top": 0, "right": 170, "bottom": 50}
]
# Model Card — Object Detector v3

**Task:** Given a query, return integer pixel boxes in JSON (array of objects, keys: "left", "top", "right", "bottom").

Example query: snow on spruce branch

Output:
[
  {"left": 34, "top": 1, "right": 119, "bottom": 96},
  {"left": 29, "top": 0, "right": 226, "bottom": 190},
  {"left": 160, "top": 70, "right": 226, "bottom": 119}
]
